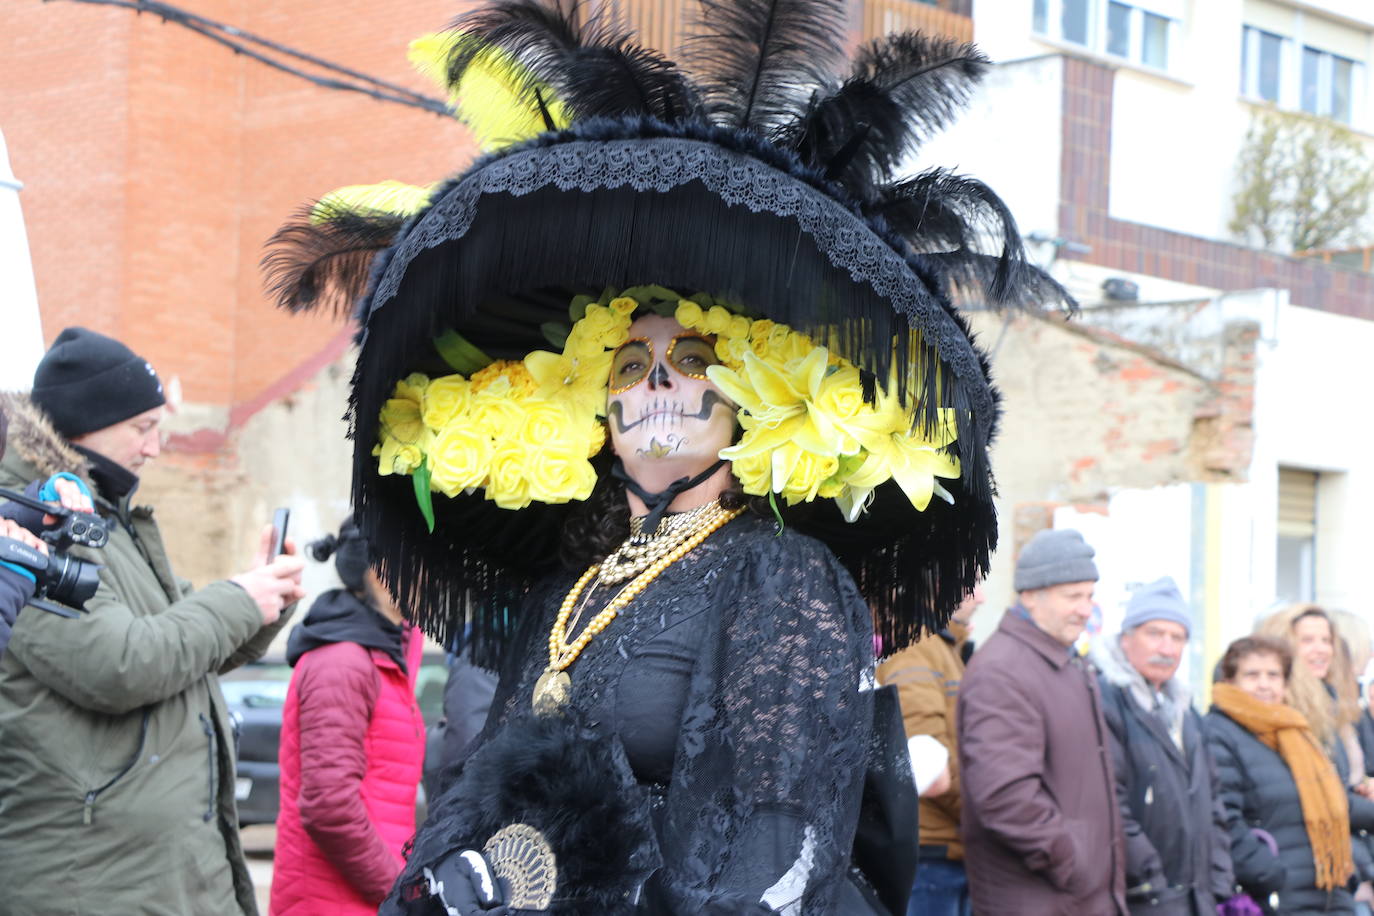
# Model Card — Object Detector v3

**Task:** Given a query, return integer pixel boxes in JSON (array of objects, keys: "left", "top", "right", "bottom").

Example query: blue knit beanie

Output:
[{"left": 1121, "top": 576, "right": 1192, "bottom": 636}]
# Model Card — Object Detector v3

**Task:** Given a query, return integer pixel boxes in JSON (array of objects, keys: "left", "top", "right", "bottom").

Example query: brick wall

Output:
[{"left": 1058, "top": 57, "right": 1374, "bottom": 321}]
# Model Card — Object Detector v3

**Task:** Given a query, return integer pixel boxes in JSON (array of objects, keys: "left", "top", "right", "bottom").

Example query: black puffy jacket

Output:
[{"left": 1205, "top": 708, "right": 1355, "bottom": 915}]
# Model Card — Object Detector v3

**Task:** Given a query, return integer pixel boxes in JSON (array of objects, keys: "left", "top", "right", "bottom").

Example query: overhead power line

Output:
[{"left": 44, "top": 0, "right": 452, "bottom": 116}]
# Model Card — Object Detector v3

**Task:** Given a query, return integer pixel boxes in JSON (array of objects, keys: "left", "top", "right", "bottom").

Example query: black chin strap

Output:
[{"left": 611, "top": 458, "right": 727, "bottom": 536}]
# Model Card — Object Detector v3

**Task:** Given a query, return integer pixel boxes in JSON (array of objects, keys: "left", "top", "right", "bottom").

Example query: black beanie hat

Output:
[{"left": 31, "top": 327, "right": 166, "bottom": 439}]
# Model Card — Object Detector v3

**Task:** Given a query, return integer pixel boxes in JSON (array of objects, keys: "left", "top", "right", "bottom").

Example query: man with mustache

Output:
[
  {"left": 958, "top": 528, "right": 1127, "bottom": 915},
  {"left": 1095, "top": 577, "right": 1234, "bottom": 915}
]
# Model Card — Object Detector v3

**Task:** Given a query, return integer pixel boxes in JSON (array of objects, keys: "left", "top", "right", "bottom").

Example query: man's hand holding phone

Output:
[{"left": 230, "top": 513, "right": 305, "bottom": 626}]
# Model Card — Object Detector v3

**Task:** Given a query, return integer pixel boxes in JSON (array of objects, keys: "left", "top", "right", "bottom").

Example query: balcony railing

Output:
[
  {"left": 859, "top": 0, "right": 974, "bottom": 43},
  {"left": 1295, "top": 245, "right": 1374, "bottom": 273},
  {"left": 612, "top": 0, "right": 975, "bottom": 60}
]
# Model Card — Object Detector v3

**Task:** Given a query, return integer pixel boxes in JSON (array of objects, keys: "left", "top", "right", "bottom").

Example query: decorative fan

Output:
[{"left": 483, "top": 822, "right": 557, "bottom": 909}]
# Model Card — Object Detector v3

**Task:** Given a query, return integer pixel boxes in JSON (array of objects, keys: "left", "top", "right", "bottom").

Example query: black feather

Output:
[
  {"left": 446, "top": 0, "right": 698, "bottom": 123},
  {"left": 261, "top": 203, "right": 404, "bottom": 318},
  {"left": 874, "top": 168, "right": 1072, "bottom": 309},
  {"left": 682, "top": 0, "right": 847, "bottom": 133},
  {"left": 789, "top": 32, "right": 988, "bottom": 199}
]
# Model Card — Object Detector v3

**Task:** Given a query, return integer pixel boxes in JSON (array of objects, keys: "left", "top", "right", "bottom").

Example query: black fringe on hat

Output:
[{"left": 268, "top": 0, "right": 1070, "bottom": 660}]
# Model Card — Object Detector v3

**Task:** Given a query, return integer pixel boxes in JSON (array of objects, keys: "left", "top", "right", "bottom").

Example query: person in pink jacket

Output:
[{"left": 270, "top": 517, "right": 425, "bottom": 915}]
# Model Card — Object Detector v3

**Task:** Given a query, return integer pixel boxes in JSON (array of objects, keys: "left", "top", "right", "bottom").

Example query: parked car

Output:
[{"left": 223, "top": 652, "right": 449, "bottom": 826}]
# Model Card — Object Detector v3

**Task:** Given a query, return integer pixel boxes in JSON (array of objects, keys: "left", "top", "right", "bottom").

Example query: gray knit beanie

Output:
[
  {"left": 1121, "top": 576, "right": 1191, "bottom": 636},
  {"left": 1013, "top": 528, "right": 1099, "bottom": 592}
]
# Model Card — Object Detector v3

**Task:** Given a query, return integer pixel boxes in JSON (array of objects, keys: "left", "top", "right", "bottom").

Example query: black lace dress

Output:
[{"left": 388, "top": 513, "right": 879, "bottom": 915}]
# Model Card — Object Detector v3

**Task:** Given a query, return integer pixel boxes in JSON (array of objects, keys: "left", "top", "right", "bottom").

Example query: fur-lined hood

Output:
[{"left": 0, "top": 390, "right": 95, "bottom": 491}]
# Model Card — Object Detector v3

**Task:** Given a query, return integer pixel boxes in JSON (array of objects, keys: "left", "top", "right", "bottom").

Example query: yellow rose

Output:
[
  {"left": 726, "top": 315, "right": 751, "bottom": 340},
  {"left": 526, "top": 443, "right": 598, "bottom": 504},
  {"left": 485, "top": 442, "right": 533, "bottom": 510},
  {"left": 469, "top": 391, "right": 526, "bottom": 441},
  {"left": 519, "top": 399, "right": 576, "bottom": 446},
  {"left": 749, "top": 318, "right": 776, "bottom": 341},
  {"left": 379, "top": 397, "right": 425, "bottom": 445},
  {"left": 704, "top": 305, "right": 732, "bottom": 336},
  {"left": 730, "top": 451, "right": 772, "bottom": 497},
  {"left": 573, "top": 304, "right": 619, "bottom": 344},
  {"left": 428, "top": 425, "right": 492, "bottom": 496},
  {"left": 675, "top": 300, "right": 704, "bottom": 331},
  {"left": 587, "top": 419, "right": 607, "bottom": 457},
  {"left": 779, "top": 447, "right": 840, "bottom": 505},
  {"left": 766, "top": 323, "right": 792, "bottom": 355},
  {"left": 396, "top": 373, "right": 429, "bottom": 403},
  {"left": 375, "top": 434, "right": 427, "bottom": 477},
  {"left": 422, "top": 374, "right": 471, "bottom": 431},
  {"left": 816, "top": 475, "right": 846, "bottom": 499},
  {"left": 609, "top": 296, "right": 638, "bottom": 316}
]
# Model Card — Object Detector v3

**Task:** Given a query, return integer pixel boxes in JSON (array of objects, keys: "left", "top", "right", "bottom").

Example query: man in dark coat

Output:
[
  {"left": 1095, "top": 577, "right": 1235, "bottom": 914},
  {"left": 958, "top": 528, "right": 1127, "bottom": 915}
]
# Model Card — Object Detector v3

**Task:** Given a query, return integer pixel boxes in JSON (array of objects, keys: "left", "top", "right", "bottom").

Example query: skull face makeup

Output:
[{"left": 608, "top": 314, "right": 737, "bottom": 481}]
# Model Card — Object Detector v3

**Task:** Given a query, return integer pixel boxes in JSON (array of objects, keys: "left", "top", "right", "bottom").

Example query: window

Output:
[
  {"left": 1033, "top": 0, "right": 1176, "bottom": 71},
  {"left": 1241, "top": 25, "right": 1285, "bottom": 103},
  {"left": 1276, "top": 468, "right": 1317, "bottom": 603},
  {"left": 1242, "top": 22, "right": 1366, "bottom": 126},
  {"left": 1301, "top": 46, "right": 1358, "bottom": 123}
]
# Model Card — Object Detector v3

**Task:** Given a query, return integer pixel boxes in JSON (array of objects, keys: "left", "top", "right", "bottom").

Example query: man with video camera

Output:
[
  {"left": 0, "top": 403, "right": 57, "bottom": 655},
  {"left": 0, "top": 327, "right": 307, "bottom": 916}
]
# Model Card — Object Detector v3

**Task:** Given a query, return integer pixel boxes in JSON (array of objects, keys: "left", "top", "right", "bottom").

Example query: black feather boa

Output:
[{"left": 389, "top": 712, "right": 661, "bottom": 915}]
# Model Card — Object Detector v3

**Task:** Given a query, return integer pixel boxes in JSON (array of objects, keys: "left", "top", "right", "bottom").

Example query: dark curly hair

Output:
[{"left": 1218, "top": 635, "right": 1293, "bottom": 683}]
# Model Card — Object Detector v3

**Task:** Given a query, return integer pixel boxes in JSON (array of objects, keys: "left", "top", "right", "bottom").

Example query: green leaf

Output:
[
  {"left": 767, "top": 491, "right": 785, "bottom": 535},
  {"left": 413, "top": 458, "right": 435, "bottom": 533},
  {"left": 568, "top": 295, "right": 594, "bottom": 323},
  {"left": 540, "top": 321, "right": 570, "bottom": 350},
  {"left": 434, "top": 329, "right": 493, "bottom": 375}
]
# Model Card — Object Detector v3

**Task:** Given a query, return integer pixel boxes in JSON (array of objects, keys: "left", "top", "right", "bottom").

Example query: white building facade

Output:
[{"left": 920, "top": 1, "right": 1374, "bottom": 675}]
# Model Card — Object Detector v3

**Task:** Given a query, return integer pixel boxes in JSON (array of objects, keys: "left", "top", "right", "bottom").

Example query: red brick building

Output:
[{"left": 3, "top": 0, "right": 972, "bottom": 581}]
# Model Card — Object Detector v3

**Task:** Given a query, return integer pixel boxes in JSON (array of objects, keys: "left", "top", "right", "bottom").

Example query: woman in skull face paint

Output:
[
  {"left": 267, "top": 2, "right": 1054, "bottom": 911},
  {"left": 388, "top": 309, "right": 892, "bottom": 916}
]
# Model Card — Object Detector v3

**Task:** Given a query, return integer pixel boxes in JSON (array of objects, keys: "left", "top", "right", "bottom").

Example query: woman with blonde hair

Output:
[
  {"left": 1259, "top": 607, "right": 1366, "bottom": 777},
  {"left": 1259, "top": 605, "right": 1374, "bottom": 900}
]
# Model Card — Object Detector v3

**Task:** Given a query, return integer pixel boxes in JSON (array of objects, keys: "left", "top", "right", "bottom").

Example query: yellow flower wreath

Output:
[{"left": 373, "top": 288, "right": 962, "bottom": 528}]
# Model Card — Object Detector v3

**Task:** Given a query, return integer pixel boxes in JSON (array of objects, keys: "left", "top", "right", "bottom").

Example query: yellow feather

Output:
[
  {"left": 312, "top": 181, "right": 439, "bottom": 223},
  {"left": 407, "top": 30, "right": 570, "bottom": 152}
]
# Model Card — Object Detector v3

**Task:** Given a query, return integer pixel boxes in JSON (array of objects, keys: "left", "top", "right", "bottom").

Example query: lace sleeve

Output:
[{"left": 644, "top": 530, "right": 874, "bottom": 914}]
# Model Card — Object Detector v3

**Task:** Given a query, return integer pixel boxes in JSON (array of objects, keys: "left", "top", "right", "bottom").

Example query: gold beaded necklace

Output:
[
  {"left": 597, "top": 499, "right": 731, "bottom": 585},
  {"left": 531, "top": 501, "right": 743, "bottom": 716}
]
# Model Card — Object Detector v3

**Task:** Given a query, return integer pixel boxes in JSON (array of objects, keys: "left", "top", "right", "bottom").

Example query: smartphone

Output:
[{"left": 269, "top": 507, "right": 290, "bottom": 558}]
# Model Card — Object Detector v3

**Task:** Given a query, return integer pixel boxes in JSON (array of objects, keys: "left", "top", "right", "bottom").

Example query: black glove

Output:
[{"left": 423, "top": 849, "right": 512, "bottom": 916}]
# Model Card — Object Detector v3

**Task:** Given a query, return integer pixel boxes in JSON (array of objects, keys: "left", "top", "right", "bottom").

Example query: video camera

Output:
[{"left": 0, "top": 484, "right": 110, "bottom": 616}]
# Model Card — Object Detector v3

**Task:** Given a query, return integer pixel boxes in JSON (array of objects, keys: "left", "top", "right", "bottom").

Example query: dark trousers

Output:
[{"left": 907, "top": 856, "right": 970, "bottom": 916}]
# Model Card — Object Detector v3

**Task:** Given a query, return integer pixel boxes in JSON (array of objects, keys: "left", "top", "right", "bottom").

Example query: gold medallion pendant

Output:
[{"left": 532, "top": 667, "right": 572, "bottom": 717}]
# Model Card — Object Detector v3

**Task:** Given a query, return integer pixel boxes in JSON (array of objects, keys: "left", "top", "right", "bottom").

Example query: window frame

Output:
[
  {"left": 1241, "top": 20, "right": 1368, "bottom": 128},
  {"left": 1033, "top": 0, "right": 1179, "bottom": 73}
]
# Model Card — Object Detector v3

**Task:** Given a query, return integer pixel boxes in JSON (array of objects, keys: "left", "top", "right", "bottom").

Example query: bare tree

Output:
[{"left": 1229, "top": 107, "right": 1374, "bottom": 253}]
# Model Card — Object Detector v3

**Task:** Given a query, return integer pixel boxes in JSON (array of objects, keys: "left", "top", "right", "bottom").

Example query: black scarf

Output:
[{"left": 287, "top": 587, "right": 407, "bottom": 673}]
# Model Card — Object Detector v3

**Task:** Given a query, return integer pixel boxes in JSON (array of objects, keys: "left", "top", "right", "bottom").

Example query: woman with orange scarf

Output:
[{"left": 1207, "top": 635, "right": 1355, "bottom": 914}]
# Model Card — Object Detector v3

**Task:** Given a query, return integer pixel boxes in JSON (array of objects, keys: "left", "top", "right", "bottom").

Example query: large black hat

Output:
[{"left": 266, "top": 0, "right": 1068, "bottom": 663}]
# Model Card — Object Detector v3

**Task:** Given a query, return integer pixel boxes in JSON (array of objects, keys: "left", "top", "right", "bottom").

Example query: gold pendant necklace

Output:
[{"left": 531, "top": 501, "right": 743, "bottom": 716}]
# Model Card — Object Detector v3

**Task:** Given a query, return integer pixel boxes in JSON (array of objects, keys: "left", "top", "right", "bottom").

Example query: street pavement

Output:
[{"left": 242, "top": 824, "right": 275, "bottom": 913}]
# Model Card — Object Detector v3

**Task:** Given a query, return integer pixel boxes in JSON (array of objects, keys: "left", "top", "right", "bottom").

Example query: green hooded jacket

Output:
[{"left": 0, "top": 392, "right": 294, "bottom": 915}]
